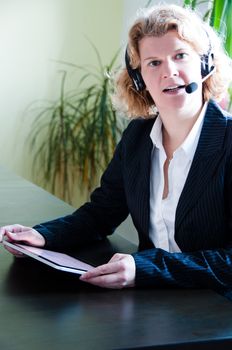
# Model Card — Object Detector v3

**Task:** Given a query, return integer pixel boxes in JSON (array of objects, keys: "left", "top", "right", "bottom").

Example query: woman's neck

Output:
[{"left": 160, "top": 102, "right": 204, "bottom": 158}]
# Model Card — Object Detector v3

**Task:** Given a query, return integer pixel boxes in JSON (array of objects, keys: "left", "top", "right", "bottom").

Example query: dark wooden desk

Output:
[
  {"left": 0, "top": 166, "right": 232, "bottom": 350},
  {"left": 0, "top": 166, "right": 74, "bottom": 227}
]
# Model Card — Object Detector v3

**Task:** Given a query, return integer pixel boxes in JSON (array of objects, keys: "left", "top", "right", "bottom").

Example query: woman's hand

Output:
[
  {"left": 80, "top": 253, "right": 136, "bottom": 289},
  {"left": 0, "top": 224, "right": 45, "bottom": 257}
]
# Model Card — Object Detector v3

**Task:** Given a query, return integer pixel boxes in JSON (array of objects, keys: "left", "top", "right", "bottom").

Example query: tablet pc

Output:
[{"left": 3, "top": 240, "right": 94, "bottom": 275}]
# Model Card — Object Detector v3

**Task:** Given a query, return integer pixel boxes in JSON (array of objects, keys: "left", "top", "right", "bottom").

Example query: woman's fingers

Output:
[
  {"left": 80, "top": 253, "right": 136, "bottom": 289},
  {"left": 5, "top": 230, "right": 39, "bottom": 245},
  {"left": 0, "top": 224, "right": 45, "bottom": 258},
  {"left": 1, "top": 225, "right": 45, "bottom": 247}
]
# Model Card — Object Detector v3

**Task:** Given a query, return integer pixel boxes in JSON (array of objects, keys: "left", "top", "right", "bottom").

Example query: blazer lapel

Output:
[
  {"left": 126, "top": 119, "right": 154, "bottom": 239},
  {"left": 139, "top": 130, "right": 153, "bottom": 235},
  {"left": 175, "top": 100, "right": 228, "bottom": 232}
]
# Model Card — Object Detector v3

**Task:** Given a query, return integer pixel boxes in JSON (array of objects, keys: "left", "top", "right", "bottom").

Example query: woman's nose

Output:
[{"left": 162, "top": 60, "right": 178, "bottom": 78}]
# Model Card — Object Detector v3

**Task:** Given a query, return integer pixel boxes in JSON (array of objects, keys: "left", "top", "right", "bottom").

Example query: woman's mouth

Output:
[{"left": 163, "top": 85, "right": 185, "bottom": 93}]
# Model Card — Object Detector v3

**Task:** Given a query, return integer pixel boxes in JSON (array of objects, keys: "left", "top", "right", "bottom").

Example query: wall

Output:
[{"left": 0, "top": 0, "right": 124, "bottom": 184}]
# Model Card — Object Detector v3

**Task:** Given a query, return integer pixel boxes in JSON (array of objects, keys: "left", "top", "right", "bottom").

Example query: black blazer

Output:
[{"left": 35, "top": 100, "right": 232, "bottom": 298}]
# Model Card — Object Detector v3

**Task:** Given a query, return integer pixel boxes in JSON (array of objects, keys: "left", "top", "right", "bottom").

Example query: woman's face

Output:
[{"left": 139, "top": 31, "right": 203, "bottom": 114}]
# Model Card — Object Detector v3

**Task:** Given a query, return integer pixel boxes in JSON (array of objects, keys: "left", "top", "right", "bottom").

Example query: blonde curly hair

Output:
[{"left": 112, "top": 4, "right": 232, "bottom": 118}]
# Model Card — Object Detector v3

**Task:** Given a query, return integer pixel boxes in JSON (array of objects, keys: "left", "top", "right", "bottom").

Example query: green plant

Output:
[
  {"left": 28, "top": 45, "right": 125, "bottom": 204},
  {"left": 183, "top": 1, "right": 232, "bottom": 56}
]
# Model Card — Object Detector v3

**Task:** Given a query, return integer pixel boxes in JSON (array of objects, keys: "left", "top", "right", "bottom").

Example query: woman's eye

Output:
[
  {"left": 148, "top": 60, "right": 161, "bottom": 67},
  {"left": 176, "top": 53, "right": 188, "bottom": 60}
]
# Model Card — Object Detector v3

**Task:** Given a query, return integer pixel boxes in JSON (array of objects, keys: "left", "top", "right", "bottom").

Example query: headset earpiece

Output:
[
  {"left": 201, "top": 51, "right": 214, "bottom": 78},
  {"left": 125, "top": 49, "right": 146, "bottom": 92},
  {"left": 200, "top": 29, "right": 215, "bottom": 78}
]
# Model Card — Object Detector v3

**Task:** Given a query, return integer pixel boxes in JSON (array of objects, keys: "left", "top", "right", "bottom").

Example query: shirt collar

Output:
[{"left": 150, "top": 114, "right": 163, "bottom": 149}]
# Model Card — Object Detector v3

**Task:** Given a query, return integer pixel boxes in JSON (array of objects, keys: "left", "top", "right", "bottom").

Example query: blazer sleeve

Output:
[
  {"left": 132, "top": 245, "right": 232, "bottom": 296},
  {"left": 34, "top": 137, "right": 129, "bottom": 250}
]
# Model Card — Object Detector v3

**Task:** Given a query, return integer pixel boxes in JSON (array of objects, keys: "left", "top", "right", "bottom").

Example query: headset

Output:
[
  {"left": 125, "top": 49, "right": 146, "bottom": 91},
  {"left": 125, "top": 36, "right": 215, "bottom": 92}
]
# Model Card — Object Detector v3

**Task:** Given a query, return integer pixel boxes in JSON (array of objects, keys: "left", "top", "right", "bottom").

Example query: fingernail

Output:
[{"left": 80, "top": 274, "right": 87, "bottom": 280}]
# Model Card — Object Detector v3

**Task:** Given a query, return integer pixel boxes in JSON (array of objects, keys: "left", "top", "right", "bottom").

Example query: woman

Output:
[{"left": 1, "top": 4, "right": 232, "bottom": 296}]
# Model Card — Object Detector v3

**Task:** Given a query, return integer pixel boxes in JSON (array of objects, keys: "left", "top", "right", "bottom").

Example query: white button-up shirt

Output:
[{"left": 149, "top": 103, "right": 207, "bottom": 252}]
